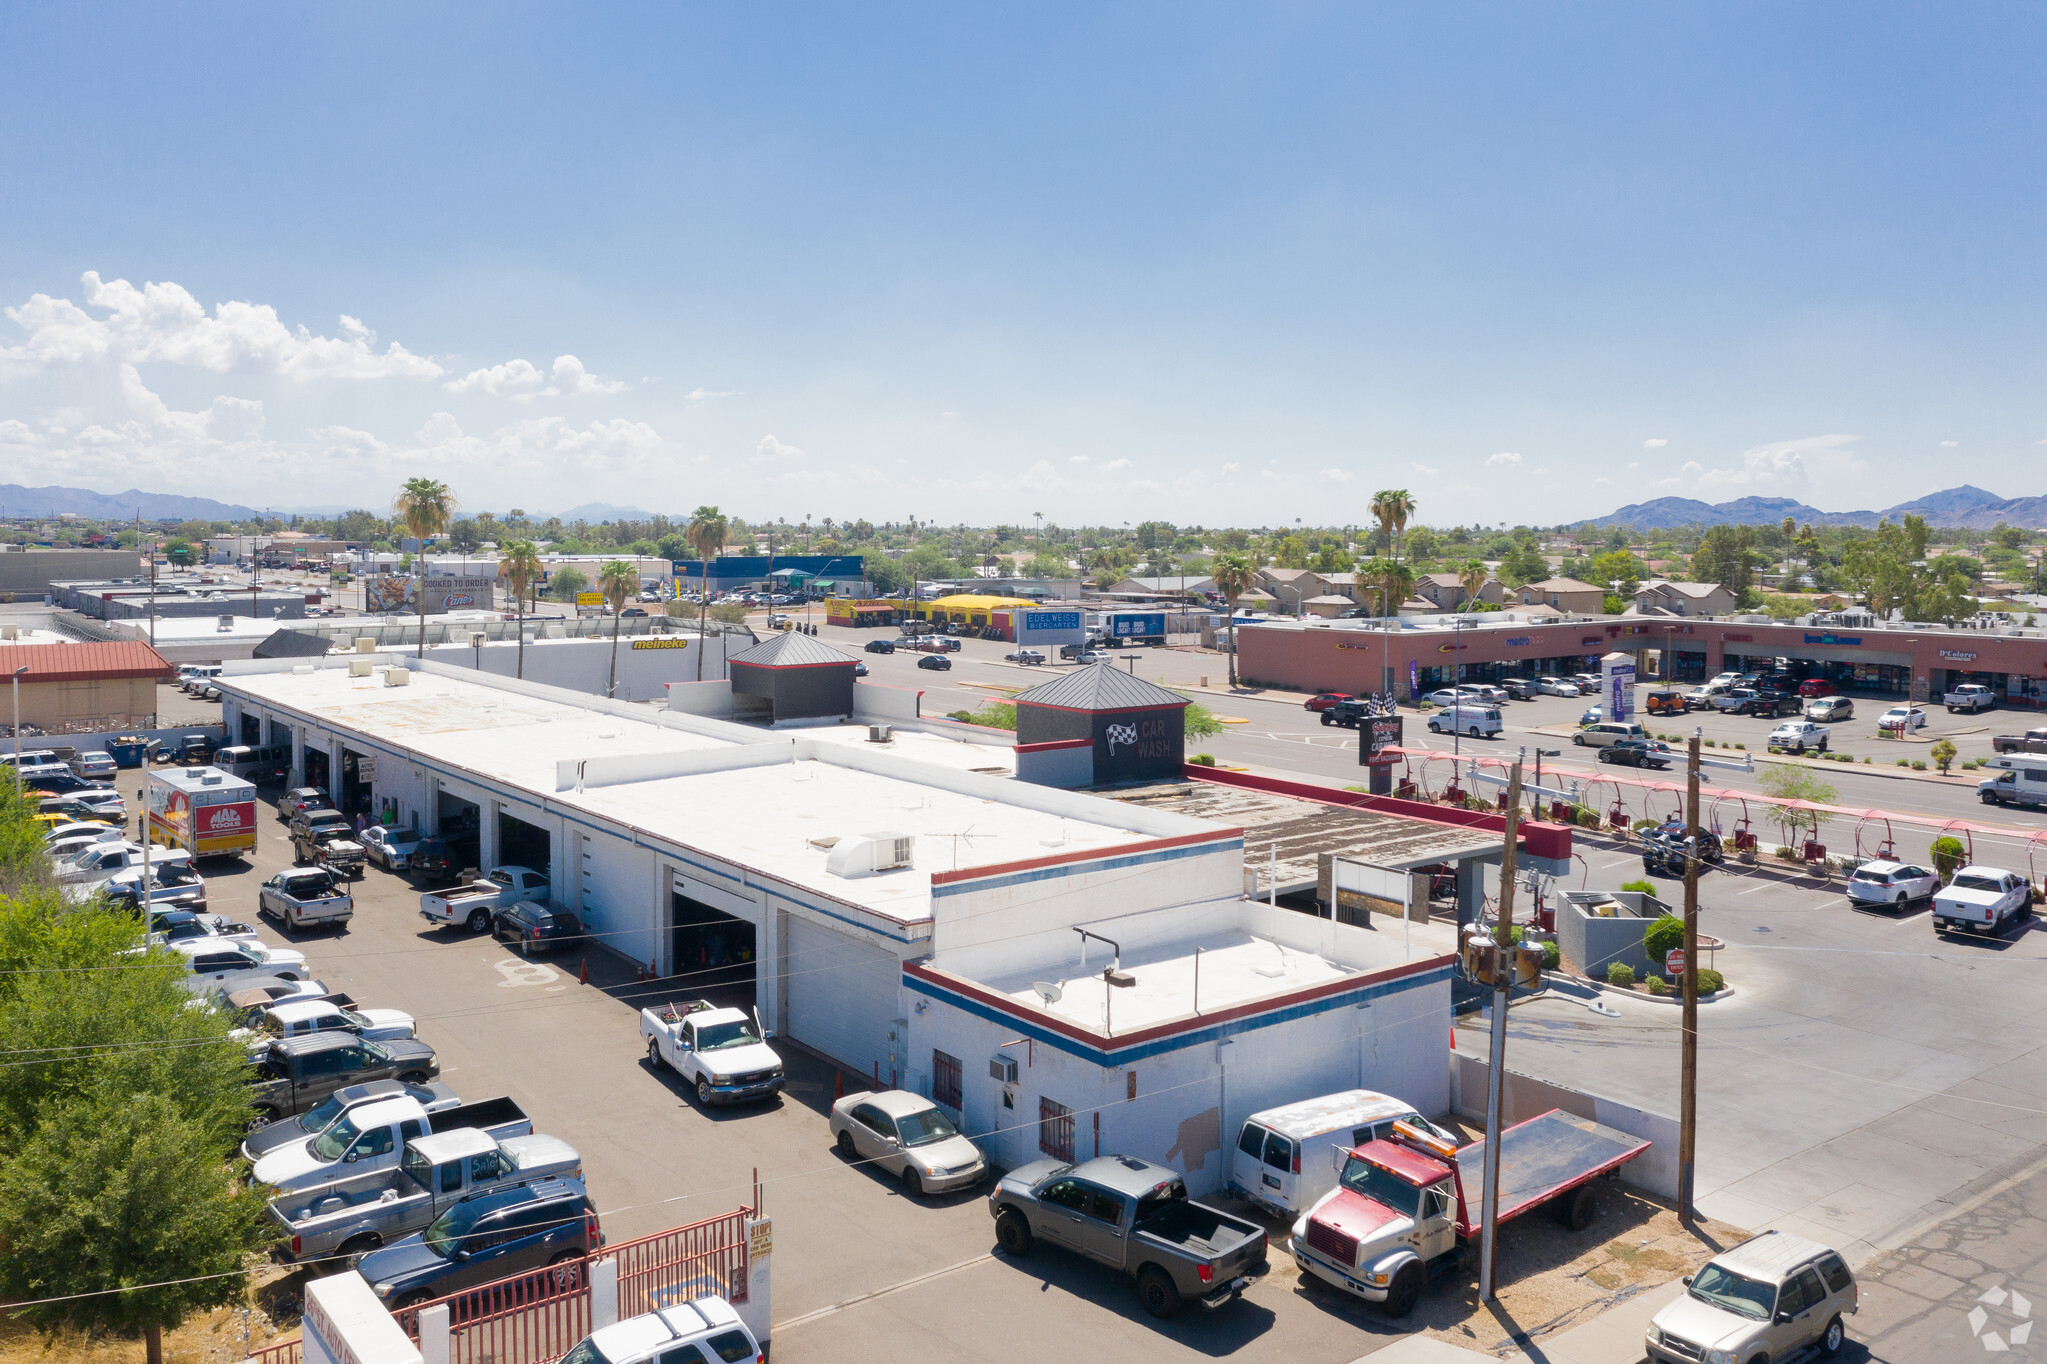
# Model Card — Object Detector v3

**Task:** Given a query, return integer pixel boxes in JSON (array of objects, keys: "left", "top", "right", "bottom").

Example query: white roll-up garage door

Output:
[{"left": 783, "top": 915, "right": 900, "bottom": 1083}]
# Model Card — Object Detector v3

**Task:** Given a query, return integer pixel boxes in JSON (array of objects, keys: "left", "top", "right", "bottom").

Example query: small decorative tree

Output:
[
  {"left": 1930, "top": 835, "right": 1967, "bottom": 880},
  {"left": 1930, "top": 739, "right": 1957, "bottom": 774}
]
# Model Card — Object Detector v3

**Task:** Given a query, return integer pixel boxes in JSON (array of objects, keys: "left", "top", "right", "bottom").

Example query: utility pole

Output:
[
  {"left": 1477, "top": 759, "right": 1523, "bottom": 1302},
  {"left": 1679, "top": 733, "right": 1702, "bottom": 1220}
]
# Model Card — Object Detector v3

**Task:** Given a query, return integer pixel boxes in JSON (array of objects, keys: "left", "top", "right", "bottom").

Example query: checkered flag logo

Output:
[
  {"left": 1365, "top": 692, "right": 1397, "bottom": 717},
  {"left": 1971, "top": 1283, "right": 2033, "bottom": 1352}
]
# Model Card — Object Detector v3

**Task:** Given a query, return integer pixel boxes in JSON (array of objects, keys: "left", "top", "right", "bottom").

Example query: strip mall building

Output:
[{"left": 1239, "top": 613, "right": 2047, "bottom": 708}]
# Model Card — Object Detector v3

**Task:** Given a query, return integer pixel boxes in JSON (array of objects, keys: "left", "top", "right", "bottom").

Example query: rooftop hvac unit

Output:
[
  {"left": 348, "top": 658, "right": 374, "bottom": 678},
  {"left": 824, "top": 831, "right": 915, "bottom": 878},
  {"left": 0, "top": 626, "right": 14, "bottom": 641},
  {"left": 217, "top": 615, "right": 235, "bottom": 632},
  {"left": 867, "top": 724, "right": 894, "bottom": 744},
  {"left": 354, "top": 637, "right": 378, "bottom": 653},
  {"left": 989, "top": 1054, "right": 1018, "bottom": 1084},
  {"left": 384, "top": 667, "right": 412, "bottom": 687}
]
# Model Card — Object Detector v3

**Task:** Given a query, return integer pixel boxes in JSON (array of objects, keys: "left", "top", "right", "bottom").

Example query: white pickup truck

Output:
[
  {"left": 1932, "top": 865, "right": 2033, "bottom": 936},
  {"left": 1945, "top": 684, "right": 1997, "bottom": 714},
  {"left": 640, "top": 1001, "right": 786, "bottom": 1107},
  {"left": 258, "top": 868, "right": 355, "bottom": 932},
  {"left": 251, "top": 1093, "right": 532, "bottom": 1193},
  {"left": 419, "top": 866, "right": 550, "bottom": 932}
]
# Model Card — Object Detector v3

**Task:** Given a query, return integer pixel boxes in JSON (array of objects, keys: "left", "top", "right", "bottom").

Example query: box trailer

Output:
[
  {"left": 147, "top": 766, "right": 258, "bottom": 861},
  {"left": 1103, "top": 610, "right": 1167, "bottom": 646}
]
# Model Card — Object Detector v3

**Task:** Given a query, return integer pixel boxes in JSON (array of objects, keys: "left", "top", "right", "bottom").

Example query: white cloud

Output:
[
  {"left": 1402, "top": 462, "right": 1438, "bottom": 478},
  {"left": 1486, "top": 451, "right": 1522, "bottom": 467},
  {"left": 1320, "top": 468, "right": 1354, "bottom": 483},
  {"left": 2, "top": 271, "right": 442, "bottom": 380},
  {"left": 1068, "top": 455, "right": 1090, "bottom": 464},
  {"left": 1940, "top": 439, "right": 1958, "bottom": 448},
  {"left": 1260, "top": 469, "right": 1278, "bottom": 480},
  {"left": 1220, "top": 462, "right": 1241, "bottom": 476},
  {"left": 445, "top": 354, "right": 623, "bottom": 400},
  {"left": 1103, "top": 458, "right": 1132, "bottom": 472},
  {"left": 684, "top": 388, "right": 738, "bottom": 403},
  {"left": 1687, "top": 433, "right": 1866, "bottom": 495},
  {"left": 1643, "top": 438, "right": 1668, "bottom": 449},
  {"left": 755, "top": 434, "right": 804, "bottom": 462}
]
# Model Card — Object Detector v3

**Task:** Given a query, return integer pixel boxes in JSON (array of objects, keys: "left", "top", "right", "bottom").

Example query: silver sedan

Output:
[{"left": 830, "top": 1089, "right": 988, "bottom": 1195}]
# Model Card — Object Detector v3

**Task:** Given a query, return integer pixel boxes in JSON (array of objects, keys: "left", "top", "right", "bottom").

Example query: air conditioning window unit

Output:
[
  {"left": 384, "top": 667, "right": 411, "bottom": 687},
  {"left": 348, "top": 659, "right": 374, "bottom": 678},
  {"left": 824, "top": 831, "right": 915, "bottom": 878},
  {"left": 989, "top": 1054, "right": 1018, "bottom": 1084}
]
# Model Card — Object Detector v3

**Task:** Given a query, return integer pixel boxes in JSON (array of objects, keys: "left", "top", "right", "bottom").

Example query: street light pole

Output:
[{"left": 1679, "top": 730, "right": 1703, "bottom": 1220}]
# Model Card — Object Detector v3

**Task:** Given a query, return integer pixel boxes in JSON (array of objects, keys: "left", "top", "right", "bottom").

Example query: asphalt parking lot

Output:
[
  {"left": 214, "top": 791, "right": 1450, "bottom": 1364},
  {"left": 1455, "top": 838, "right": 2047, "bottom": 1267}
]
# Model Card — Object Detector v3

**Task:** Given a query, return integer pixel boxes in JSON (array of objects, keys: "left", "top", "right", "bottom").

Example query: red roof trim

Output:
[
  {"left": 927, "top": 826, "right": 1240, "bottom": 887},
  {"left": 730, "top": 659, "right": 855, "bottom": 671},
  {"left": 1014, "top": 738, "right": 1092, "bottom": 753},
  {"left": 1015, "top": 699, "right": 1190, "bottom": 715}
]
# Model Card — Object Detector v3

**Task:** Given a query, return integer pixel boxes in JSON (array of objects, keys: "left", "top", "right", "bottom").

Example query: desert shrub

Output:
[
  {"left": 1697, "top": 967, "right": 1725, "bottom": 993},
  {"left": 1931, "top": 835, "right": 1967, "bottom": 878},
  {"left": 1643, "top": 913, "right": 1685, "bottom": 962},
  {"left": 1606, "top": 962, "right": 1635, "bottom": 987},
  {"left": 1645, "top": 975, "right": 1670, "bottom": 995},
  {"left": 1189, "top": 753, "right": 1216, "bottom": 766},
  {"left": 1619, "top": 879, "right": 1660, "bottom": 896}
]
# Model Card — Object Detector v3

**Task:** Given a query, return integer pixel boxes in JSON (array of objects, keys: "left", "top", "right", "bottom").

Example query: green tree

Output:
[
  {"left": 1757, "top": 764, "right": 1837, "bottom": 847},
  {"left": 1588, "top": 549, "right": 1644, "bottom": 599},
  {"left": 685, "top": 506, "right": 728, "bottom": 682},
  {"left": 500, "top": 540, "right": 545, "bottom": 679},
  {"left": 161, "top": 537, "right": 196, "bottom": 567},
  {"left": 1369, "top": 490, "right": 1417, "bottom": 561},
  {"left": 392, "top": 477, "right": 457, "bottom": 660},
  {"left": 548, "top": 567, "right": 589, "bottom": 602},
  {"left": 599, "top": 559, "right": 639, "bottom": 699},
  {"left": 0, "top": 1082, "right": 272, "bottom": 1364},
  {"left": 1457, "top": 560, "right": 1490, "bottom": 610},
  {"left": 1025, "top": 553, "right": 1071, "bottom": 580},
  {"left": 1358, "top": 558, "right": 1416, "bottom": 616},
  {"left": 1930, "top": 835, "right": 1966, "bottom": 878},
  {"left": 1643, "top": 914, "right": 1685, "bottom": 964},
  {"left": 1691, "top": 525, "right": 1758, "bottom": 606},
  {"left": 1930, "top": 738, "right": 1958, "bottom": 774},
  {"left": 1210, "top": 550, "right": 1255, "bottom": 687}
]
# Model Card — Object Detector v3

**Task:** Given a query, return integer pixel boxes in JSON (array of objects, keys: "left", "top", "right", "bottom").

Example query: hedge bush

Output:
[
  {"left": 1189, "top": 753, "right": 1216, "bottom": 766},
  {"left": 1697, "top": 967, "right": 1725, "bottom": 993},
  {"left": 1620, "top": 879, "right": 1660, "bottom": 896},
  {"left": 1931, "top": 835, "right": 1967, "bottom": 878},
  {"left": 1606, "top": 962, "right": 1635, "bottom": 987},
  {"left": 1645, "top": 975, "right": 1671, "bottom": 996},
  {"left": 1643, "top": 913, "right": 1685, "bottom": 962},
  {"left": 1542, "top": 940, "right": 1560, "bottom": 971}
]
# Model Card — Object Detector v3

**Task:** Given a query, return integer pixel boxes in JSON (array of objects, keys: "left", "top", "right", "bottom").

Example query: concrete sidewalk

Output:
[{"left": 1355, "top": 1279, "right": 1682, "bottom": 1364}]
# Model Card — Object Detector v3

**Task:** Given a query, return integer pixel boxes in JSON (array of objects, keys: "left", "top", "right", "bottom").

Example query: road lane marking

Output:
[{"left": 773, "top": 1252, "right": 999, "bottom": 1331}]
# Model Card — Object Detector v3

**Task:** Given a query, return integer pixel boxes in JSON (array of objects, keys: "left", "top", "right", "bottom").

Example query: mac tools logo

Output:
[
  {"left": 200, "top": 805, "right": 247, "bottom": 832},
  {"left": 1970, "top": 1283, "right": 2032, "bottom": 1352}
]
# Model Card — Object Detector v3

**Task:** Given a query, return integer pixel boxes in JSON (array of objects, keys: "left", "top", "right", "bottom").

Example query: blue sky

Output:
[{"left": 1, "top": 4, "right": 2042, "bottom": 526}]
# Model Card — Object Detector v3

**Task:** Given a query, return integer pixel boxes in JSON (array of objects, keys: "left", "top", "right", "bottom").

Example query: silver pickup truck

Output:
[
  {"left": 258, "top": 867, "right": 354, "bottom": 932},
  {"left": 251, "top": 1094, "right": 530, "bottom": 1193},
  {"left": 268, "top": 1128, "right": 582, "bottom": 1263},
  {"left": 990, "top": 1155, "right": 1269, "bottom": 1318}
]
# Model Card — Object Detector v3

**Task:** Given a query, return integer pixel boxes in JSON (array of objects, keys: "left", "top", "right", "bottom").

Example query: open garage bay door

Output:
[
  {"left": 498, "top": 810, "right": 551, "bottom": 878},
  {"left": 782, "top": 916, "right": 899, "bottom": 1085}
]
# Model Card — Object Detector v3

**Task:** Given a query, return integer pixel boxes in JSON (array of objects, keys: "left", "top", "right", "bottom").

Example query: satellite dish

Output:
[{"left": 1032, "top": 981, "right": 1064, "bottom": 1005}]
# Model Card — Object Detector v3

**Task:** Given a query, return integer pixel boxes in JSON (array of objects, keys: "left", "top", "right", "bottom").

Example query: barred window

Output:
[
  {"left": 932, "top": 1050, "right": 963, "bottom": 1112},
  {"left": 1039, "top": 1096, "right": 1075, "bottom": 1162}
]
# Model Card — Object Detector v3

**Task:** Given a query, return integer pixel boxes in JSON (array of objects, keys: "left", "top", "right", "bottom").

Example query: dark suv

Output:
[
  {"left": 247, "top": 1031, "right": 441, "bottom": 1125},
  {"left": 410, "top": 834, "right": 479, "bottom": 883},
  {"left": 359, "top": 1177, "right": 602, "bottom": 1311},
  {"left": 1320, "top": 699, "right": 1371, "bottom": 729},
  {"left": 1739, "top": 693, "right": 1802, "bottom": 717}
]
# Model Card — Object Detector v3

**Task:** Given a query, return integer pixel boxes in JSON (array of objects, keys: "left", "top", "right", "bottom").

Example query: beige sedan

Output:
[{"left": 829, "top": 1088, "right": 988, "bottom": 1196}]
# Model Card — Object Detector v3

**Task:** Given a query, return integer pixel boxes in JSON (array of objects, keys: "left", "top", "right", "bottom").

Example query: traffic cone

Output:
[
  {"left": 579, "top": 957, "right": 589, "bottom": 985},
  {"left": 1449, "top": 1025, "right": 1456, "bottom": 1051}
]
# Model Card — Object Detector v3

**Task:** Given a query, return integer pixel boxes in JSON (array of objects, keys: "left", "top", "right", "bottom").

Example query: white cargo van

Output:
[
  {"left": 1228, "top": 1090, "right": 1460, "bottom": 1219},
  {"left": 1427, "top": 704, "right": 1503, "bottom": 739}
]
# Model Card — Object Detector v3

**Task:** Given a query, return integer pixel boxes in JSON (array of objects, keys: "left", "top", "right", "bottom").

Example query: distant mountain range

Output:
[
  {"left": 0, "top": 483, "right": 261, "bottom": 522},
  {"left": 1591, "top": 485, "right": 2047, "bottom": 531}
]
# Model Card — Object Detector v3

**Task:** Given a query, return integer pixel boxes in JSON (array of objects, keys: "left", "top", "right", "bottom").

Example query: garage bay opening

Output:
[{"left": 671, "top": 890, "right": 757, "bottom": 1008}]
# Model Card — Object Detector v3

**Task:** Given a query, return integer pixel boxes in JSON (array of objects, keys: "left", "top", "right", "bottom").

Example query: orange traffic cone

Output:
[{"left": 1449, "top": 1025, "right": 1456, "bottom": 1051}]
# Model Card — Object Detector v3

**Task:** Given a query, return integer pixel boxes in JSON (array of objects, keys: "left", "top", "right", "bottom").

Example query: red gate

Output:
[{"left": 248, "top": 1203, "right": 754, "bottom": 1364}]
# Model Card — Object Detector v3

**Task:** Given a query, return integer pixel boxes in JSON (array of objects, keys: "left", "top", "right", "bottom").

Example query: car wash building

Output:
[
  {"left": 1013, "top": 665, "right": 1189, "bottom": 787},
  {"left": 727, "top": 631, "right": 860, "bottom": 723}
]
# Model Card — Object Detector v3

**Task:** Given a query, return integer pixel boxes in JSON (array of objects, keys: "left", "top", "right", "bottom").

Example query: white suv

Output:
[
  {"left": 1768, "top": 720, "right": 1829, "bottom": 754},
  {"left": 558, "top": 1299, "right": 761, "bottom": 1364}
]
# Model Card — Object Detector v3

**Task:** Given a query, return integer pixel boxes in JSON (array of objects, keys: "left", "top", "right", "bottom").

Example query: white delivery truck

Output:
[{"left": 146, "top": 766, "right": 257, "bottom": 861}]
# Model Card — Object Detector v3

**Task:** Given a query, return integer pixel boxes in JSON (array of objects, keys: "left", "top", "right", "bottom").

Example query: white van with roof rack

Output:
[{"left": 1229, "top": 1090, "right": 1460, "bottom": 1219}]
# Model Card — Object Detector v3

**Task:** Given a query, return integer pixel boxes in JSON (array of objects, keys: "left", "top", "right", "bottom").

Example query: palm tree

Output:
[
  {"left": 1368, "top": 489, "right": 1418, "bottom": 562},
  {"left": 1210, "top": 550, "right": 1254, "bottom": 688},
  {"left": 500, "top": 540, "right": 544, "bottom": 679},
  {"left": 686, "top": 505, "right": 727, "bottom": 682},
  {"left": 1457, "top": 559, "right": 1489, "bottom": 611},
  {"left": 599, "top": 559, "right": 638, "bottom": 698},
  {"left": 1360, "top": 557, "right": 1416, "bottom": 616},
  {"left": 392, "top": 478, "right": 456, "bottom": 659}
]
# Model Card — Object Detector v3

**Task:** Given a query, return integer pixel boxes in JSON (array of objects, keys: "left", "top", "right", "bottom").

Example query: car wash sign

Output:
[
  {"left": 1093, "top": 709, "right": 1184, "bottom": 782},
  {"left": 1602, "top": 651, "right": 1636, "bottom": 723},
  {"left": 1359, "top": 714, "right": 1403, "bottom": 767}
]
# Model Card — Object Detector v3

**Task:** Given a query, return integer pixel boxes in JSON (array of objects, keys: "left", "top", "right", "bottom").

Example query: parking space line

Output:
[{"left": 774, "top": 1252, "right": 999, "bottom": 1332}]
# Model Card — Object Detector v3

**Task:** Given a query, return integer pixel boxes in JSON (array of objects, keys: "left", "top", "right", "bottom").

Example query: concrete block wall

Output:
[{"left": 1449, "top": 1052, "right": 1679, "bottom": 1199}]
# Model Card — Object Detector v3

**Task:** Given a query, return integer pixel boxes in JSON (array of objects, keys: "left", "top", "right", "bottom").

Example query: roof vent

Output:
[
  {"left": 825, "top": 831, "right": 915, "bottom": 878},
  {"left": 384, "top": 667, "right": 411, "bottom": 687},
  {"left": 348, "top": 659, "right": 374, "bottom": 678}
]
